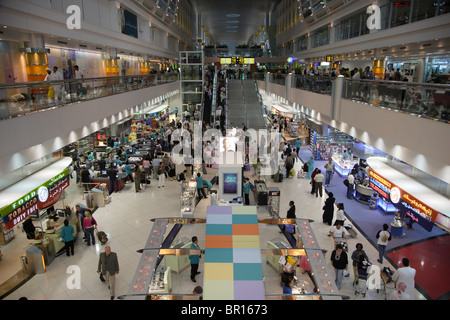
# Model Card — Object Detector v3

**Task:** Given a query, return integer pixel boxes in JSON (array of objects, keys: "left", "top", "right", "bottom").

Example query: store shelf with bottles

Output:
[
  {"left": 94, "top": 131, "right": 108, "bottom": 150},
  {"left": 0, "top": 222, "right": 15, "bottom": 245},
  {"left": 77, "top": 136, "right": 94, "bottom": 157}
]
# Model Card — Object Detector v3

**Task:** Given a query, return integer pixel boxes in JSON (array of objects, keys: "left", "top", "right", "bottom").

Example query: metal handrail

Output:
[{"left": 0, "top": 73, "right": 179, "bottom": 89}]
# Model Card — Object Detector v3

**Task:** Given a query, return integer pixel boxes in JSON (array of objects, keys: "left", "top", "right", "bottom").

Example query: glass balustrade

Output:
[
  {"left": 261, "top": 72, "right": 450, "bottom": 123},
  {"left": 343, "top": 79, "right": 450, "bottom": 122},
  {"left": 0, "top": 73, "right": 178, "bottom": 120}
]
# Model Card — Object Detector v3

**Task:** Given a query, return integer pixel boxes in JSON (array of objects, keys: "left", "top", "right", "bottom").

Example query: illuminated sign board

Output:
[
  {"left": 0, "top": 168, "right": 70, "bottom": 229},
  {"left": 244, "top": 58, "right": 255, "bottom": 64},
  {"left": 220, "top": 58, "right": 232, "bottom": 65},
  {"left": 326, "top": 55, "right": 332, "bottom": 62},
  {"left": 369, "top": 169, "right": 438, "bottom": 232},
  {"left": 221, "top": 57, "right": 254, "bottom": 65}
]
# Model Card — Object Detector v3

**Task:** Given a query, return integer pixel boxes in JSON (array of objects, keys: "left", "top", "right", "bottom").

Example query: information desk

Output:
[
  {"left": 91, "top": 172, "right": 127, "bottom": 192},
  {"left": 332, "top": 154, "right": 358, "bottom": 177}
]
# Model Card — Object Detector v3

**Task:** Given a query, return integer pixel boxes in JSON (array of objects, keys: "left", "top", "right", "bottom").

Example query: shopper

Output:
[
  {"left": 143, "top": 156, "right": 151, "bottom": 178},
  {"left": 284, "top": 152, "right": 295, "bottom": 178},
  {"left": 376, "top": 224, "right": 392, "bottom": 264},
  {"left": 158, "top": 162, "right": 166, "bottom": 188},
  {"left": 392, "top": 258, "right": 416, "bottom": 300},
  {"left": 314, "top": 169, "right": 324, "bottom": 197},
  {"left": 83, "top": 210, "right": 97, "bottom": 246},
  {"left": 324, "top": 158, "right": 335, "bottom": 187},
  {"left": 193, "top": 286, "right": 203, "bottom": 300},
  {"left": 389, "top": 282, "right": 410, "bottom": 300},
  {"left": 346, "top": 172, "right": 355, "bottom": 199},
  {"left": 334, "top": 203, "right": 345, "bottom": 226},
  {"left": 243, "top": 177, "right": 251, "bottom": 205},
  {"left": 330, "top": 243, "right": 348, "bottom": 290},
  {"left": 168, "top": 158, "right": 176, "bottom": 181},
  {"left": 107, "top": 165, "right": 118, "bottom": 195},
  {"left": 75, "top": 205, "right": 87, "bottom": 240},
  {"left": 152, "top": 157, "right": 160, "bottom": 180},
  {"left": 195, "top": 173, "right": 207, "bottom": 200},
  {"left": 189, "top": 236, "right": 201, "bottom": 283},
  {"left": 80, "top": 166, "right": 91, "bottom": 192},
  {"left": 60, "top": 219, "right": 75, "bottom": 257},
  {"left": 322, "top": 192, "right": 335, "bottom": 225},
  {"left": 351, "top": 243, "right": 370, "bottom": 285},
  {"left": 97, "top": 246, "right": 120, "bottom": 300},
  {"left": 295, "top": 138, "right": 302, "bottom": 158},
  {"left": 124, "top": 162, "right": 134, "bottom": 183},
  {"left": 283, "top": 276, "right": 294, "bottom": 294},
  {"left": 329, "top": 222, "right": 346, "bottom": 250},
  {"left": 310, "top": 168, "right": 319, "bottom": 194},
  {"left": 134, "top": 165, "right": 142, "bottom": 193},
  {"left": 306, "top": 156, "right": 314, "bottom": 179}
]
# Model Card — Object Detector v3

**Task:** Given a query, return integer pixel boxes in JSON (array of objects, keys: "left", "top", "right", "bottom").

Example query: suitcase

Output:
[{"left": 96, "top": 229, "right": 108, "bottom": 245}]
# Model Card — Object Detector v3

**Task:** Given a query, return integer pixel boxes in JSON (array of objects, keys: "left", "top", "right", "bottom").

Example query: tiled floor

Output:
[{"left": 2, "top": 159, "right": 425, "bottom": 300}]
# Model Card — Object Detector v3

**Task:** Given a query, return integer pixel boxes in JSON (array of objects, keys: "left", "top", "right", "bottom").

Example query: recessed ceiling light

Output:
[
  {"left": 226, "top": 26, "right": 238, "bottom": 29},
  {"left": 226, "top": 30, "right": 238, "bottom": 33},
  {"left": 226, "top": 14, "right": 240, "bottom": 18},
  {"left": 226, "top": 20, "right": 240, "bottom": 24}
]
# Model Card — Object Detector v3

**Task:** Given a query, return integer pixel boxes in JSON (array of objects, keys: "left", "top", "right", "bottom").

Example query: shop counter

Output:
[
  {"left": 181, "top": 180, "right": 197, "bottom": 218},
  {"left": 90, "top": 173, "right": 127, "bottom": 192},
  {"left": 332, "top": 154, "right": 358, "bottom": 177},
  {"left": 164, "top": 237, "right": 191, "bottom": 273},
  {"left": 44, "top": 211, "right": 78, "bottom": 258}
]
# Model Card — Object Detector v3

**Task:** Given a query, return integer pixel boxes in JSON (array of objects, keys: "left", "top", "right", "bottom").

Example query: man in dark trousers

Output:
[
  {"left": 189, "top": 236, "right": 201, "bottom": 283},
  {"left": 280, "top": 201, "right": 296, "bottom": 232},
  {"left": 107, "top": 165, "right": 118, "bottom": 195},
  {"left": 97, "top": 246, "right": 120, "bottom": 300}
]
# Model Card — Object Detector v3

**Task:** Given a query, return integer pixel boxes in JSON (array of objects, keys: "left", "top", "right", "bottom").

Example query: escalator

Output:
[{"left": 227, "top": 79, "right": 266, "bottom": 130}]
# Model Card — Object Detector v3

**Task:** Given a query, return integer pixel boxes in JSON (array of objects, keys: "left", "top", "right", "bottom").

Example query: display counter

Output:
[
  {"left": 126, "top": 156, "right": 143, "bottom": 165},
  {"left": 44, "top": 209, "right": 79, "bottom": 257},
  {"left": 218, "top": 199, "right": 244, "bottom": 206},
  {"left": 254, "top": 180, "right": 268, "bottom": 205},
  {"left": 332, "top": 154, "right": 358, "bottom": 177},
  {"left": 267, "top": 238, "right": 290, "bottom": 273},
  {"left": 90, "top": 172, "right": 127, "bottom": 192},
  {"left": 164, "top": 237, "right": 191, "bottom": 273},
  {"left": 148, "top": 266, "right": 172, "bottom": 295},
  {"left": 181, "top": 180, "right": 197, "bottom": 218}
]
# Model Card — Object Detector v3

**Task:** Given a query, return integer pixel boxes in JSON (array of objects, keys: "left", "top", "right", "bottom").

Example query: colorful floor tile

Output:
[{"left": 203, "top": 206, "right": 265, "bottom": 300}]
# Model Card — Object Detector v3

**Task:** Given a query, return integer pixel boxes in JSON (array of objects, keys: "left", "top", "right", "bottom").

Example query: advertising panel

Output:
[
  {"left": 0, "top": 168, "right": 70, "bottom": 230},
  {"left": 223, "top": 173, "right": 237, "bottom": 194},
  {"left": 368, "top": 169, "right": 438, "bottom": 232}
]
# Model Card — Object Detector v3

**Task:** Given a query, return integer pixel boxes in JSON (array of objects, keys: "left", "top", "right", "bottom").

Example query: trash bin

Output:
[
  {"left": 20, "top": 256, "right": 30, "bottom": 275},
  {"left": 210, "top": 191, "right": 217, "bottom": 206},
  {"left": 92, "top": 188, "right": 105, "bottom": 207},
  {"left": 25, "top": 245, "right": 46, "bottom": 274}
]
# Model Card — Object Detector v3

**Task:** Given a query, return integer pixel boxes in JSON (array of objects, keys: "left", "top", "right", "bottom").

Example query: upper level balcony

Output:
[{"left": 0, "top": 73, "right": 179, "bottom": 120}]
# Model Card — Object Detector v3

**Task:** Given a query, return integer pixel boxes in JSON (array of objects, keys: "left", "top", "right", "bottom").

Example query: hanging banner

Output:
[
  {"left": 0, "top": 168, "right": 70, "bottom": 230},
  {"left": 368, "top": 168, "right": 438, "bottom": 232}
]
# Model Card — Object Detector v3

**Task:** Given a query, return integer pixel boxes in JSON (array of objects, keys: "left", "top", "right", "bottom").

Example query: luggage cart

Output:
[{"left": 354, "top": 261, "right": 371, "bottom": 297}]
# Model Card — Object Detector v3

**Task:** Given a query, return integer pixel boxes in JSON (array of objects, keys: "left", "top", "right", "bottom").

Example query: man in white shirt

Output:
[
  {"left": 324, "top": 158, "right": 335, "bottom": 186},
  {"left": 50, "top": 66, "right": 64, "bottom": 101},
  {"left": 74, "top": 65, "right": 84, "bottom": 96},
  {"left": 392, "top": 258, "right": 416, "bottom": 300},
  {"left": 314, "top": 169, "right": 325, "bottom": 197},
  {"left": 347, "top": 173, "right": 355, "bottom": 199}
]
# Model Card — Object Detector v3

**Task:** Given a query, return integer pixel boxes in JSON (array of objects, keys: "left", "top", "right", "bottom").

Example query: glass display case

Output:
[
  {"left": 266, "top": 238, "right": 290, "bottom": 273},
  {"left": 148, "top": 265, "right": 171, "bottom": 295},
  {"left": 331, "top": 153, "right": 358, "bottom": 176},
  {"left": 181, "top": 180, "right": 197, "bottom": 218},
  {"left": 164, "top": 237, "right": 191, "bottom": 273},
  {"left": 268, "top": 187, "right": 280, "bottom": 217}
]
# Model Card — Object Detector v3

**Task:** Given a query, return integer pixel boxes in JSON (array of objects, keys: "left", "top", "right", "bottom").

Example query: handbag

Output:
[
  {"left": 343, "top": 179, "right": 349, "bottom": 187},
  {"left": 99, "top": 272, "right": 106, "bottom": 282}
]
